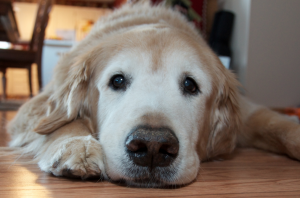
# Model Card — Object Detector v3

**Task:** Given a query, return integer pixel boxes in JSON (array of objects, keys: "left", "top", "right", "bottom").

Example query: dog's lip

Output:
[
  {"left": 110, "top": 177, "right": 169, "bottom": 188},
  {"left": 106, "top": 169, "right": 168, "bottom": 187},
  {"left": 105, "top": 165, "right": 195, "bottom": 188},
  {"left": 110, "top": 177, "right": 192, "bottom": 188}
]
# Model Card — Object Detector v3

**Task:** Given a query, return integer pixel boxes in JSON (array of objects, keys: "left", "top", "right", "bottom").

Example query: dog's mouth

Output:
[
  {"left": 112, "top": 177, "right": 168, "bottom": 188},
  {"left": 110, "top": 175, "right": 193, "bottom": 188},
  {"left": 111, "top": 177, "right": 185, "bottom": 188},
  {"left": 107, "top": 164, "right": 180, "bottom": 188}
]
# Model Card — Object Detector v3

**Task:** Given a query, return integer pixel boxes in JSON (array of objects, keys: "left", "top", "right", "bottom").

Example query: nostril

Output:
[
  {"left": 126, "top": 140, "right": 148, "bottom": 154},
  {"left": 159, "top": 144, "right": 179, "bottom": 156},
  {"left": 125, "top": 126, "right": 179, "bottom": 168},
  {"left": 135, "top": 143, "right": 147, "bottom": 154}
]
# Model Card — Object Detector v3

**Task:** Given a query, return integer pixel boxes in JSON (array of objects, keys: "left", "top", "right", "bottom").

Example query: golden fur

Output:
[{"left": 6, "top": 1, "right": 300, "bottom": 187}]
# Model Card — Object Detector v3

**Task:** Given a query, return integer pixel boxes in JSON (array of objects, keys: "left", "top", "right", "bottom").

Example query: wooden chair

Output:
[{"left": 0, "top": 0, "right": 54, "bottom": 99}]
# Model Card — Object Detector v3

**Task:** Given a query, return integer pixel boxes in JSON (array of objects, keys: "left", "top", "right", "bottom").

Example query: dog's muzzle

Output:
[{"left": 125, "top": 126, "right": 179, "bottom": 169}]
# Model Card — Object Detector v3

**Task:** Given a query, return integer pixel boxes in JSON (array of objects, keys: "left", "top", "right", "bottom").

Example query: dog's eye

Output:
[
  {"left": 110, "top": 75, "right": 126, "bottom": 90},
  {"left": 183, "top": 77, "right": 199, "bottom": 94}
]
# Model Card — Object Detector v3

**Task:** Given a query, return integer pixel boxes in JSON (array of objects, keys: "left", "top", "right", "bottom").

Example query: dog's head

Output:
[{"left": 35, "top": 5, "right": 240, "bottom": 187}]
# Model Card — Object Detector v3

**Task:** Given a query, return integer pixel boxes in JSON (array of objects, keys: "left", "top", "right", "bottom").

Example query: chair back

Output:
[
  {"left": 29, "top": 0, "right": 54, "bottom": 52},
  {"left": 29, "top": 0, "right": 54, "bottom": 89}
]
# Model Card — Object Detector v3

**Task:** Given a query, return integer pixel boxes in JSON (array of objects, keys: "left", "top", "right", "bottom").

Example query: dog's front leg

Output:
[
  {"left": 238, "top": 96, "right": 300, "bottom": 160},
  {"left": 37, "top": 119, "right": 104, "bottom": 179}
]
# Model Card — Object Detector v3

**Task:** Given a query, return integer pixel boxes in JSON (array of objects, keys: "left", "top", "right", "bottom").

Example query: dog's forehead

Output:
[{"left": 97, "top": 26, "right": 213, "bottom": 95}]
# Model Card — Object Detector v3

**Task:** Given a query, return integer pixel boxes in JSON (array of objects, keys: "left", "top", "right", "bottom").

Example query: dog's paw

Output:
[{"left": 38, "top": 135, "right": 104, "bottom": 179}]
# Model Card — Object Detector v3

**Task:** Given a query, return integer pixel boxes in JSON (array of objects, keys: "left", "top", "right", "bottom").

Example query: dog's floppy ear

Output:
[
  {"left": 206, "top": 68, "right": 241, "bottom": 159},
  {"left": 34, "top": 54, "right": 94, "bottom": 135}
]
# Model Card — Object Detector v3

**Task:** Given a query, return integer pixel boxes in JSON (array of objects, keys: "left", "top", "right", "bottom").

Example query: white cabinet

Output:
[{"left": 42, "top": 40, "right": 75, "bottom": 87}]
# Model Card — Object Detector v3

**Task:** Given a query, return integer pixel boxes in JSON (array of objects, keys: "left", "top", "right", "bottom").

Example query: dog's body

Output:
[{"left": 7, "top": 2, "right": 300, "bottom": 187}]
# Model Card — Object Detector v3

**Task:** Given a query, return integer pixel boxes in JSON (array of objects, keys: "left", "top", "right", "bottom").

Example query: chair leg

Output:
[
  {"left": 28, "top": 65, "right": 33, "bottom": 98},
  {"left": 37, "top": 60, "right": 42, "bottom": 92},
  {"left": 2, "top": 69, "right": 7, "bottom": 100}
]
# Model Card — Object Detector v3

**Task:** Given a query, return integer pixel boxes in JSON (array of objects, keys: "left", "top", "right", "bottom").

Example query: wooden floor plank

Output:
[{"left": 1, "top": 111, "right": 300, "bottom": 197}]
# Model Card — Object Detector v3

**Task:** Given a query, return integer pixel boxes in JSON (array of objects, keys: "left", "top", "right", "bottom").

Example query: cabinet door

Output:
[{"left": 42, "top": 45, "right": 72, "bottom": 87}]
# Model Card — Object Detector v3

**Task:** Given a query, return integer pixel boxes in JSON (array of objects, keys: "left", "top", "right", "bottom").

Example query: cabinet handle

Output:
[{"left": 56, "top": 52, "right": 66, "bottom": 56}]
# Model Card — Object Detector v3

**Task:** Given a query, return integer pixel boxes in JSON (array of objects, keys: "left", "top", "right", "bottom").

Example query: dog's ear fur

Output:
[
  {"left": 206, "top": 68, "right": 241, "bottom": 159},
  {"left": 34, "top": 53, "right": 94, "bottom": 135}
]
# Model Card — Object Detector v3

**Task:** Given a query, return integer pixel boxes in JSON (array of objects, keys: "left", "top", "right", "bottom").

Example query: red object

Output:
[
  {"left": 190, "top": 0, "right": 205, "bottom": 30},
  {"left": 114, "top": 0, "right": 128, "bottom": 8},
  {"left": 283, "top": 108, "right": 300, "bottom": 119}
]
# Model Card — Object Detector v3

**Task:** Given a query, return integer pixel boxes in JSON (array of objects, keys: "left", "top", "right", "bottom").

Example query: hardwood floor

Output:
[{"left": 1, "top": 111, "right": 300, "bottom": 197}]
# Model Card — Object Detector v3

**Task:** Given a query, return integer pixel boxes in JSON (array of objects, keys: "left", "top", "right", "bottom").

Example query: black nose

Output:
[{"left": 125, "top": 126, "right": 179, "bottom": 169}]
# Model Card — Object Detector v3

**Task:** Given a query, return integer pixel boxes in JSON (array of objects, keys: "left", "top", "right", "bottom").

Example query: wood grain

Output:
[{"left": 1, "top": 111, "right": 300, "bottom": 197}]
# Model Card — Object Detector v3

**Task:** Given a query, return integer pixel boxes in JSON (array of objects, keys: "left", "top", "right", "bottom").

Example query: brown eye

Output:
[
  {"left": 110, "top": 75, "right": 126, "bottom": 90},
  {"left": 183, "top": 77, "right": 199, "bottom": 94}
]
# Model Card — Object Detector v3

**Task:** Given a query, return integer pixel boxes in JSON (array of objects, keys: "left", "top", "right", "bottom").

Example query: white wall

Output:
[
  {"left": 223, "top": 0, "right": 300, "bottom": 107},
  {"left": 222, "top": 0, "right": 251, "bottom": 88},
  {"left": 247, "top": 0, "right": 300, "bottom": 107}
]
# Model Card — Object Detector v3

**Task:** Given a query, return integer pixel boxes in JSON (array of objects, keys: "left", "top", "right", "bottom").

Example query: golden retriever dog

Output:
[{"left": 7, "top": 1, "right": 300, "bottom": 187}]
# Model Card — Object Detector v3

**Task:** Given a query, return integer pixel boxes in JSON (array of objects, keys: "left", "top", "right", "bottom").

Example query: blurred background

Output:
[{"left": 0, "top": 0, "right": 300, "bottom": 117}]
